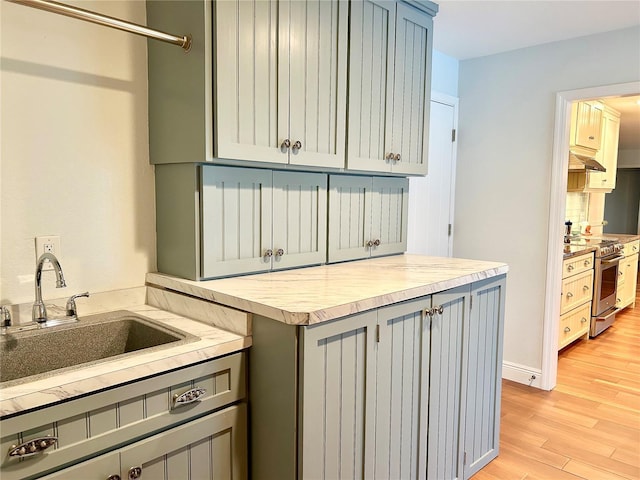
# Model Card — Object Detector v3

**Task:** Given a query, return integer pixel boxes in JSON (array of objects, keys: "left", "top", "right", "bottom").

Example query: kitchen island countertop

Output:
[{"left": 147, "top": 254, "right": 509, "bottom": 326}]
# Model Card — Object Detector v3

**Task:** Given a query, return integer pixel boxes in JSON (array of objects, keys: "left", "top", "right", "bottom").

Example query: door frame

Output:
[{"left": 541, "top": 81, "right": 640, "bottom": 391}]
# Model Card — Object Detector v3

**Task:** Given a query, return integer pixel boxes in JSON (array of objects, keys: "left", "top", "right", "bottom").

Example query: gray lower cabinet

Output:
[
  {"left": 250, "top": 275, "right": 506, "bottom": 480},
  {"left": 156, "top": 164, "right": 327, "bottom": 280},
  {"left": 0, "top": 353, "right": 247, "bottom": 480},
  {"left": 328, "top": 174, "right": 409, "bottom": 263},
  {"left": 40, "top": 404, "right": 247, "bottom": 480}
]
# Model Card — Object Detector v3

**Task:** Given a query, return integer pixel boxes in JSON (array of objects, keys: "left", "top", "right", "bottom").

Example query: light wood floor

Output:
[{"left": 473, "top": 280, "right": 640, "bottom": 480}]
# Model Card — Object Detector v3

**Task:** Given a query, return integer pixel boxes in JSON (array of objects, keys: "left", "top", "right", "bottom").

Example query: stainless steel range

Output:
[{"left": 590, "top": 240, "right": 623, "bottom": 337}]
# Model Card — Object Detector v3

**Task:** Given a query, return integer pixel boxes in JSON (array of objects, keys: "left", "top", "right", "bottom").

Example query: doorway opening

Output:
[{"left": 541, "top": 81, "right": 640, "bottom": 391}]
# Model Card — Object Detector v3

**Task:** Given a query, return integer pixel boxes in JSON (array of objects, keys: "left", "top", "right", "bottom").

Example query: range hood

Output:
[{"left": 568, "top": 151, "right": 606, "bottom": 172}]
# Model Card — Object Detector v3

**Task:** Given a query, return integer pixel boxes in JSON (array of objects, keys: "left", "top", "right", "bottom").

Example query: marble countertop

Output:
[
  {"left": 1, "top": 287, "right": 251, "bottom": 418},
  {"left": 147, "top": 254, "right": 509, "bottom": 325},
  {"left": 563, "top": 244, "right": 597, "bottom": 259},
  {"left": 563, "top": 233, "right": 640, "bottom": 259}
]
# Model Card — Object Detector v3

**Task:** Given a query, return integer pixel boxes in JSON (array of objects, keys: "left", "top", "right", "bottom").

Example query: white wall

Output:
[
  {"left": 0, "top": 0, "right": 155, "bottom": 304},
  {"left": 617, "top": 148, "right": 640, "bottom": 168},
  {"left": 454, "top": 27, "right": 640, "bottom": 377},
  {"left": 431, "top": 49, "right": 459, "bottom": 97}
]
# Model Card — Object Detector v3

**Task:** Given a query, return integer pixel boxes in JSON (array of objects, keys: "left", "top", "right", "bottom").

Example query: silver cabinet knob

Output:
[
  {"left": 566, "top": 292, "right": 573, "bottom": 298},
  {"left": 564, "top": 326, "right": 571, "bottom": 333},
  {"left": 264, "top": 249, "right": 273, "bottom": 257},
  {"left": 373, "top": 239, "right": 381, "bottom": 246},
  {"left": 275, "top": 248, "right": 284, "bottom": 257},
  {"left": 567, "top": 265, "right": 574, "bottom": 271},
  {"left": 366, "top": 240, "right": 374, "bottom": 247},
  {"left": 584, "top": 260, "right": 590, "bottom": 266},
  {"left": 386, "top": 152, "right": 395, "bottom": 160},
  {"left": 435, "top": 305, "right": 444, "bottom": 315},
  {"left": 583, "top": 285, "right": 589, "bottom": 291},
  {"left": 106, "top": 476, "right": 121, "bottom": 480},
  {"left": 588, "top": 136, "right": 595, "bottom": 140},
  {"left": 281, "top": 139, "right": 291, "bottom": 149},
  {"left": 128, "top": 466, "right": 142, "bottom": 480},
  {"left": 394, "top": 153, "right": 401, "bottom": 162},
  {"left": 581, "top": 317, "right": 587, "bottom": 323},
  {"left": 292, "top": 140, "right": 302, "bottom": 151}
]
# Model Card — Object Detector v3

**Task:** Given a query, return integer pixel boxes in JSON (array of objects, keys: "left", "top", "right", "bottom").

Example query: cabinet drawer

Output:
[
  {"left": 0, "top": 352, "right": 246, "bottom": 480},
  {"left": 562, "top": 252, "right": 594, "bottom": 279},
  {"left": 560, "top": 269, "right": 594, "bottom": 315},
  {"left": 558, "top": 302, "right": 591, "bottom": 350}
]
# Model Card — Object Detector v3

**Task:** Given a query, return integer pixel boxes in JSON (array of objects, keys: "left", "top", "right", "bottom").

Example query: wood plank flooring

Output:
[{"left": 473, "top": 280, "right": 640, "bottom": 480}]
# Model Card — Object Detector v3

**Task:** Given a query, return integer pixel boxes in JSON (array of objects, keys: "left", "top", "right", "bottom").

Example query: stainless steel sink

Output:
[{"left": 0, "top": 310, "right": 197, "bottom": 386}]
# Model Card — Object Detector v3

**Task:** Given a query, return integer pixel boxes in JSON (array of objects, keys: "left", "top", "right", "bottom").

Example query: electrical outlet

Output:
[{"left": 35, "top": 236, "right": 61, "bottom": 271}]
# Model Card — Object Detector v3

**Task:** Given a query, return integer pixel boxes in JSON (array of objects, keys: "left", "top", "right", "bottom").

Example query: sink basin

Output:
[{"left": 0, "top": 310, "right": 198, "bottom": 386}]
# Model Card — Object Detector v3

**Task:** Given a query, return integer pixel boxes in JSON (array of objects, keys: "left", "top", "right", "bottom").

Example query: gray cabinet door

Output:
[
  {"left": 346, "top": 0, "right": 396, "bottom": 173},
  {"left": 286, "top": 0, "right": 348, "bottom": 169},
  {"left": 370, "top": 177, "right": 409, "bottom": 257},
  {"left": 39, "top": 452, "right": 119, "bottom": 480},
  {"left": 328, "top": 175, "right": 409, "bottom": 263},
  {"left": 427, "top": 285, "right": 470, "bottom": 480},
  {"left": 463, "top": 276, "right": 506, "bottom": 479},
  {"left": 375, "top": 296, "right": 432, "bottom": 480},
  {"left": 327, "top": 175, "right": 373, "bottom": 263},
  {"left": 272, "top": 171, "right": 327, "bottom": 270},
  {"left": 215, "top": 0, "right": 283, "bottom": 164},
  {"left": 201, "top": 166, "right": 273, "bottom": 278},
  {"left": 389, "top": 2, "right": 434, "bottom": 175},
  {"left": 119, "top": 404, "right": 247, "bottom": 480},
  {"left": 300, "top": 311, "right": 378, "bottom": 479}
]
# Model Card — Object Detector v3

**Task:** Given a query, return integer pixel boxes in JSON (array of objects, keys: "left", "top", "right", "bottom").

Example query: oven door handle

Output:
[
  {"left": 599, "top": 255, "right": 624, "bottom": 264},
  {"left": 595, "top": 308, "right": 617, "bottom": 322}
]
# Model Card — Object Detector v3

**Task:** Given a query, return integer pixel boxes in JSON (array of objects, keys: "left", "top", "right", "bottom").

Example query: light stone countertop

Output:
[
  {"left": 1, "top": 287, "right": 251, "bottom": 418},
  {"left": 146, "top": 254, "right": 509, "bottom": 325}
]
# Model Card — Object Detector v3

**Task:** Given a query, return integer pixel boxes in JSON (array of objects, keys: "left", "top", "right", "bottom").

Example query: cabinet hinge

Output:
[
  {"left": 470, "top": 295, "right": 473, "bottom": 310},
  {"left": 452, "top": 129, "right": 456, "bottom": 142},
  {"left": 464, "top": 451, "right": 467, "bottom": 465},
  {"left": 376, "top": 324, "right": 380, "bottom": 343},
  {"left": 448, "top": 224, "right": 452, "bottom": 236}
]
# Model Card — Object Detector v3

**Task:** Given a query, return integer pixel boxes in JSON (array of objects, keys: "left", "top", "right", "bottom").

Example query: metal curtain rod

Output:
[{"left": 7, "top": 0, "right": 192, "bottom": 51}]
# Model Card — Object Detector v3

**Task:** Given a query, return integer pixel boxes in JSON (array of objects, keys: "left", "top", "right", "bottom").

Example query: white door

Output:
[{"left": 407, "top": 93, "right": 458, "bottom": 256}]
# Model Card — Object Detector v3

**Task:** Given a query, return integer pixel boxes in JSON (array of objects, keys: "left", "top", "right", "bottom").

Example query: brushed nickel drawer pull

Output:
[
  {"left": 584, "top": 260, "right": 590, "bottom": 266},
  {"left": 583, "top": 285, "right": 589, "bottom": 291},
  {"left": 567, "top": 265, "right": 574, "bottom": 271},
  {"left": 8, "top": 436, "right": 57, "bottom": 458},
  {"left": 172, "top": 387, "right": 206, "bottom": 409},
  {"left": 581, "top": 317, "right": 587, "bottom": 323},
  {"left": 566, "top": 292, "right": 573, "bottom": 298},
  {"left": 564, "top": 326, "right": 571, "bottom": 333}
]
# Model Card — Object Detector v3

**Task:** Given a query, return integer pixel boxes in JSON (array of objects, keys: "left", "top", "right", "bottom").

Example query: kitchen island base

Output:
[{"left": 249, "top": 275, "right": 505, "bottom": 480}]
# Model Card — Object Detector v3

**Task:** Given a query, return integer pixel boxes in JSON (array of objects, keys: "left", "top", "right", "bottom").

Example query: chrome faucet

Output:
[{"left": 33, "top": 252, "right": 67, "bottom": 323}]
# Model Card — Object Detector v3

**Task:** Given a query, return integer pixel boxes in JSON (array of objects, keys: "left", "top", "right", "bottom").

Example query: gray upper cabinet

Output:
[
  {"left": 347, "top": 0, "right": 436, "bottom": 175},
  {"left": 148, "top": 0, "right": 347, "bottom": 169},
  {"left": 328, "top": 174, "right": 409, "bottom": 263},
  {"left": 155, "top": 164, "right": 327, "bottom": 280}
]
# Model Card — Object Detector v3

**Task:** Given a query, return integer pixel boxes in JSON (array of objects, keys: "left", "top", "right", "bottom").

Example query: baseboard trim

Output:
[{"left": 502, "top": 361, "right": 545, "bottom": 390}]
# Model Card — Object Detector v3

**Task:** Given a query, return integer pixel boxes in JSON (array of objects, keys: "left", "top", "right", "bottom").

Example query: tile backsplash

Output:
[{"left": 565, "top": 192, "right": 589, "bottom": 230}]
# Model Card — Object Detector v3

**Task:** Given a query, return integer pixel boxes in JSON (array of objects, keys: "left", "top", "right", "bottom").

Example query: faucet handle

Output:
[
  {"left": 0, "top": 306, "right": 11, "bottom": 328},
  {"left": 66, "top": 292, "right": 90, "bottom": 317}
]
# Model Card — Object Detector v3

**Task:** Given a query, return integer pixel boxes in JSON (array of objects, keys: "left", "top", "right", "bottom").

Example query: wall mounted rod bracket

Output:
[{"left": 6, "top": 0, "right": 192, "bottom": 51}]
